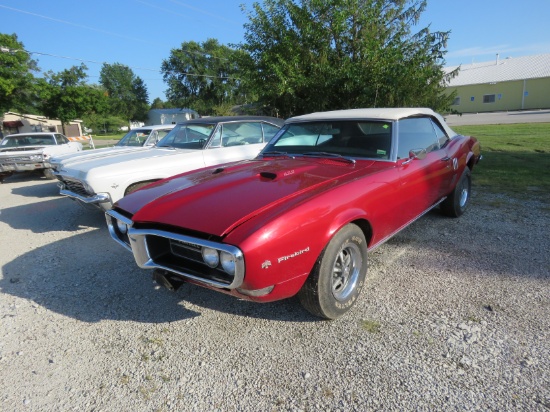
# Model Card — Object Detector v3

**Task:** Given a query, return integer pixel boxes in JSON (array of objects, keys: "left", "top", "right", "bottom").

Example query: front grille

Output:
[
  {"left": 146, "top": 234, "right": 235, "bottom": 286},
  {"left": 57, "top": 176, "right": 93, "bottom": 197},
  {"left": 1, "top": 156, "right": 33, "bottom": 163}
]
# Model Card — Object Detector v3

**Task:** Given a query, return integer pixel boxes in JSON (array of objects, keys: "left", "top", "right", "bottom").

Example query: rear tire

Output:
[
  {"left": 441, "top": 167, "right": 471, "bottom": 217},
  {"left": 298, "top": 224, "right": 367, "bottom": 319}
]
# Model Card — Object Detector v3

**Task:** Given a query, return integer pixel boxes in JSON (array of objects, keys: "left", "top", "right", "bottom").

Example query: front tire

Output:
[
  {"left": 298, "top": 224, "right": 367, "bottom": 319},
  {"left": 43, "top": 168, "right": 56, "bottom": 180},
  {"left": 441, "top": 167, "right": 471, "bottom": 217}
]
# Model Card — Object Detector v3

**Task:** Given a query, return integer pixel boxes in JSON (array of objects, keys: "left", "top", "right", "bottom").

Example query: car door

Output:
[
  {"left": 56, "top": 134, "right": 81, "bottom": 153},
  {"left": 203, "top": 122, "right": 268, "bottom": 167},
  {"left": 396, "top": 117, "right": 455, "bottom": 222}
]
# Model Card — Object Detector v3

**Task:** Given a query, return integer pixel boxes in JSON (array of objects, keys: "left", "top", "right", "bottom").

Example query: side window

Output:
[
  {"left": 158, "top": 129, "right": 172, "bottom": 140},
  {"left": 209, "top": 127, "right": 222, "bottom": 147},
  {"left": 145, "top": 130, "right": 158, "bottom": 145},
  {"left": 262, "top": 123, "right": 280, "bottom": 142},
  {"left": 221, "top": 122, "right": 263, "bottom": 146},
  {"left": 431, "top": 120, "right": 449, "bottom": 147},
  {"left": 56, "top": 134, "right": 69, "bottom": 144},
  {"left": 397, "top": 118, "right": 440, "bottom": 159}
]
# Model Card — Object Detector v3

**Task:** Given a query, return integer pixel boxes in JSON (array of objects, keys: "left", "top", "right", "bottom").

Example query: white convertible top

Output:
[{"left": 287, "top": 108, "right": 457, "bottom": 137}]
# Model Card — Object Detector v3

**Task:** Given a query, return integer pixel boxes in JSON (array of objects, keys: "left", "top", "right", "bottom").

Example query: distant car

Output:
[
  {"left": 106, "top": 108, "right": 482, "bottom": 319},
  {"left": 0, "top": 132, "right": 82, "bottom": 182},
  {"left": 50, "top": 124, "right": 176, "bottom": 170},
  {"left": 55, "top": 116, "right": 284, "bottom": 211}
]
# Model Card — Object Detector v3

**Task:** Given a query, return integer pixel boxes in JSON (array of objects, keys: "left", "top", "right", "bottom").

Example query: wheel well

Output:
[
  {"left": 124, "top": 180, "right": 159, "bottom": 196},
  {"left": 350, "top": 218, "right": 373, "bottom": 248}
]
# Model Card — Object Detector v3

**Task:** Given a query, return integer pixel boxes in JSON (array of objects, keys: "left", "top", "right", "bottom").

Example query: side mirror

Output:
[
  {"left": 402, "top": 148, "right": 427, "bottom": 165},
  {"left": 409, "top": 148, "right": 427, "bottom": 160}
]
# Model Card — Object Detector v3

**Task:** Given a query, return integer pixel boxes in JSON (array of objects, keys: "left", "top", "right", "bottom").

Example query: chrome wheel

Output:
[
  {"left": 298, "top": 224, "right": 367, "bottom": 319},
  {"left": 441, "top": 167, "right": 471, "bottom": 218},
  {"left": 332, "top": 243, "right": 362, "bottom": 301},
  {"left": 459, "top": 177, "right": 469, "bottom": 208}
]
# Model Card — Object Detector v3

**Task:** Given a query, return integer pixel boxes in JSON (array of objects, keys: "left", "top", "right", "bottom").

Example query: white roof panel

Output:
[
  {"left": 287, "top": 108, "right": 456, "bottom": 137},
  {"left": 445, "top": 54, "right": 550, "bottom": 87}
]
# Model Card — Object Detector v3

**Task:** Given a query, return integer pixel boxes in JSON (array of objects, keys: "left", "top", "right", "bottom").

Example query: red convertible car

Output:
[{"left": 106, "top": 108, "right": 481, "bottom": 319}]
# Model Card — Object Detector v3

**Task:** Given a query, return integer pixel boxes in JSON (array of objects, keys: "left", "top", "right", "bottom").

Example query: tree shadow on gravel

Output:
[
  {"left": 1, "top": 171, "right": 56, "bottom": 185},
  {"left": 1, "top": 227, "right": 317, "bottom": 323},
  {"left": 0, "top": 196, "right": 106, "bottom": 233},
  {"left": 8, "top": 180, "right": 60, "bottom": 198}
]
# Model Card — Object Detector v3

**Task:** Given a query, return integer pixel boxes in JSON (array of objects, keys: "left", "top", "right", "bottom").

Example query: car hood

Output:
[
  {"left": 52, "top": 146, "right": 148, "bottom": 167},
  {"left": 56, "top": 147, "right": 199, "bottom": 176},
  {"left": 120, "top": 157, "right": 388, "bottom": 237}
]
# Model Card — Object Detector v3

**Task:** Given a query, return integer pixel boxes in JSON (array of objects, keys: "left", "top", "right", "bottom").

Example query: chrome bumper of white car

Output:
[
  {"left": 59, "top": 187, "right": 113, "bottom": 208},
  {"left": 0, "top": 162, "right": 48, "bottom": 172}
]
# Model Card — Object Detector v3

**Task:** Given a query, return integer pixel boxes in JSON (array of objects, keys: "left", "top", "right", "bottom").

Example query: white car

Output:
[
  {"left": 50, "top": 124, "right": 176, "bottom": 170},
  {"left": 55, "top": 116, "right": 284, "bottom": 211},
  {"left": 0, "top": 132, "right": 82, "bottom": 182}
]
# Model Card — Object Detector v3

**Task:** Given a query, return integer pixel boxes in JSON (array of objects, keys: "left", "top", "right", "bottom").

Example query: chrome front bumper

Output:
[
  {"left": 59, "top": 187, "right": 113, "bottom": 208},
  {"left": 105, "top": 210, "right": 245, "bottom": 290},
  {"left": 0, "top": 162, "right": 47, "bottom": 172}
]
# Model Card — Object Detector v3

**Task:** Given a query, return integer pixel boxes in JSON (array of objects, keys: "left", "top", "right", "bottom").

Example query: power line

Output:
[
  {"left": 0, "top": 46, "right": 240, "bottom": 80},
  {"left": 0, "top": 4, "right": 167, "bottom": 47},
  {"left": 0, "top": 3, "right": 239, "bottom": 61}
]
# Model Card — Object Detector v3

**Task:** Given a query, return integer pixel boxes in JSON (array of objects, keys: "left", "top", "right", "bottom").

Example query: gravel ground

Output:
[{"left": 0, "top": 173, "right": 548, "bottom": 411}]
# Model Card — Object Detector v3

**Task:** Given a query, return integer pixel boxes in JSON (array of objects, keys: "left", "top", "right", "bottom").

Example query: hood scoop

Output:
[{"left": 259, "top": 171, "right": 277, "bottom": 180}]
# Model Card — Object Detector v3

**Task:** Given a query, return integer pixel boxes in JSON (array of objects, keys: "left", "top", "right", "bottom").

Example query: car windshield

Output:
[
  {"left": 262, "top": 120, "right": 393, "bottom": 160},
  {"left": 156, "top": 123, "right": 215, "bottom": 149},
  {"left": 0, "top": 135, "right": 56, "bottom": 147},
  {"left": 116, "top": 129, "right": 155, "bottom": 147}
]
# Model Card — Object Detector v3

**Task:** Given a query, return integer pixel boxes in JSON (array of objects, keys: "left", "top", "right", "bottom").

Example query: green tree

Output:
[
  {"left": 150, "top": 97, "right": 165, "bottom": 109},
  {"left": 37, "top": 64, "right": 109, "bottom": 127},
  {"left": 0, "top": 33, "right": 39, "bottom": 113},
  {"left": 99, "top": 63, "right": 149, "bottom": 122},
  {"left": 161, "top": 38, "right": 247, "bottom": 115},
  {"left": 240, "top": 0, "right": 457, "bottom": 117}
]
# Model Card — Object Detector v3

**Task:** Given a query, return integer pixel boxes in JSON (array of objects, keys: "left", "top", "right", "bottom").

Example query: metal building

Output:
[{"left": 445, "top": 54, "right": 550, "bottom": 113}]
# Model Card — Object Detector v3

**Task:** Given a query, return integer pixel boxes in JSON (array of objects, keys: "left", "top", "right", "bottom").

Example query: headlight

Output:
[
  {"left": 116, "top": 219, "right": 128, "bottom": 234},
  {"left": 220, "top": 251, "right": 236, "bottom": 275},
  {"left": 81, "top": 180, "right": 95, "bottom": 194},
  {"left": 29, "top": 154, "right": 43, "bottom": 161},
  {"left": 202, "top": 247, "right": 219, "bottom": 268}
]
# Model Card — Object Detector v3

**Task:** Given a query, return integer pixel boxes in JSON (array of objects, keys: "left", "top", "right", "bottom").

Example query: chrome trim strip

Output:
[
  {"left": 105, "top": 210, "right": 133, "bottom": 252},
  {"left": 127, "top": 228, "right": 245, "bottom": 289},
  {"left": 60, "top": 189, "right": 112, "bottom": 206}
]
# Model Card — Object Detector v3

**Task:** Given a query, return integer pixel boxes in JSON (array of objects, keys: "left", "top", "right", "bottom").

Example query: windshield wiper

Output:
[
  {"left": 261, "top": 151, "right": 294, "bottom": 158},
  {"left": 301, "top": 152, "right": 355, "bottom": 164}
]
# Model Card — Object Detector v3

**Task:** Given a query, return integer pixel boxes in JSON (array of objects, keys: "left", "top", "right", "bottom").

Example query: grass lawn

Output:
[
  {"left": 91, "top": 132, "right": 126, "bottom": 141},
  {"left": 453, "top": 123, "right": 550, "bottom": 198}
]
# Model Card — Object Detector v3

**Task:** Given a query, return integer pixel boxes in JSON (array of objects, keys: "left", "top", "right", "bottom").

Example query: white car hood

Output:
[
  {"left": 57, "top": 147, "right": 201, "bottom": 178},
  {"left": 52, "top": 146, "right": 149, "bottom": 168},
  {"left": 0, "top": 146, "right": 47, "bottom": 156}
]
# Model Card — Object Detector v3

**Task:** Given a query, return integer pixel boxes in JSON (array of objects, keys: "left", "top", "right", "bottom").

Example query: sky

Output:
[{"left": 1, "top": 0, "right": 549, "bottom": 102}]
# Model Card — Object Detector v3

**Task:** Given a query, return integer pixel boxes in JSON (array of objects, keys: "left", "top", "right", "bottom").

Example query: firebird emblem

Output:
[{"left": 262, "top": 260, "right": 272, "bottom": 269}]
